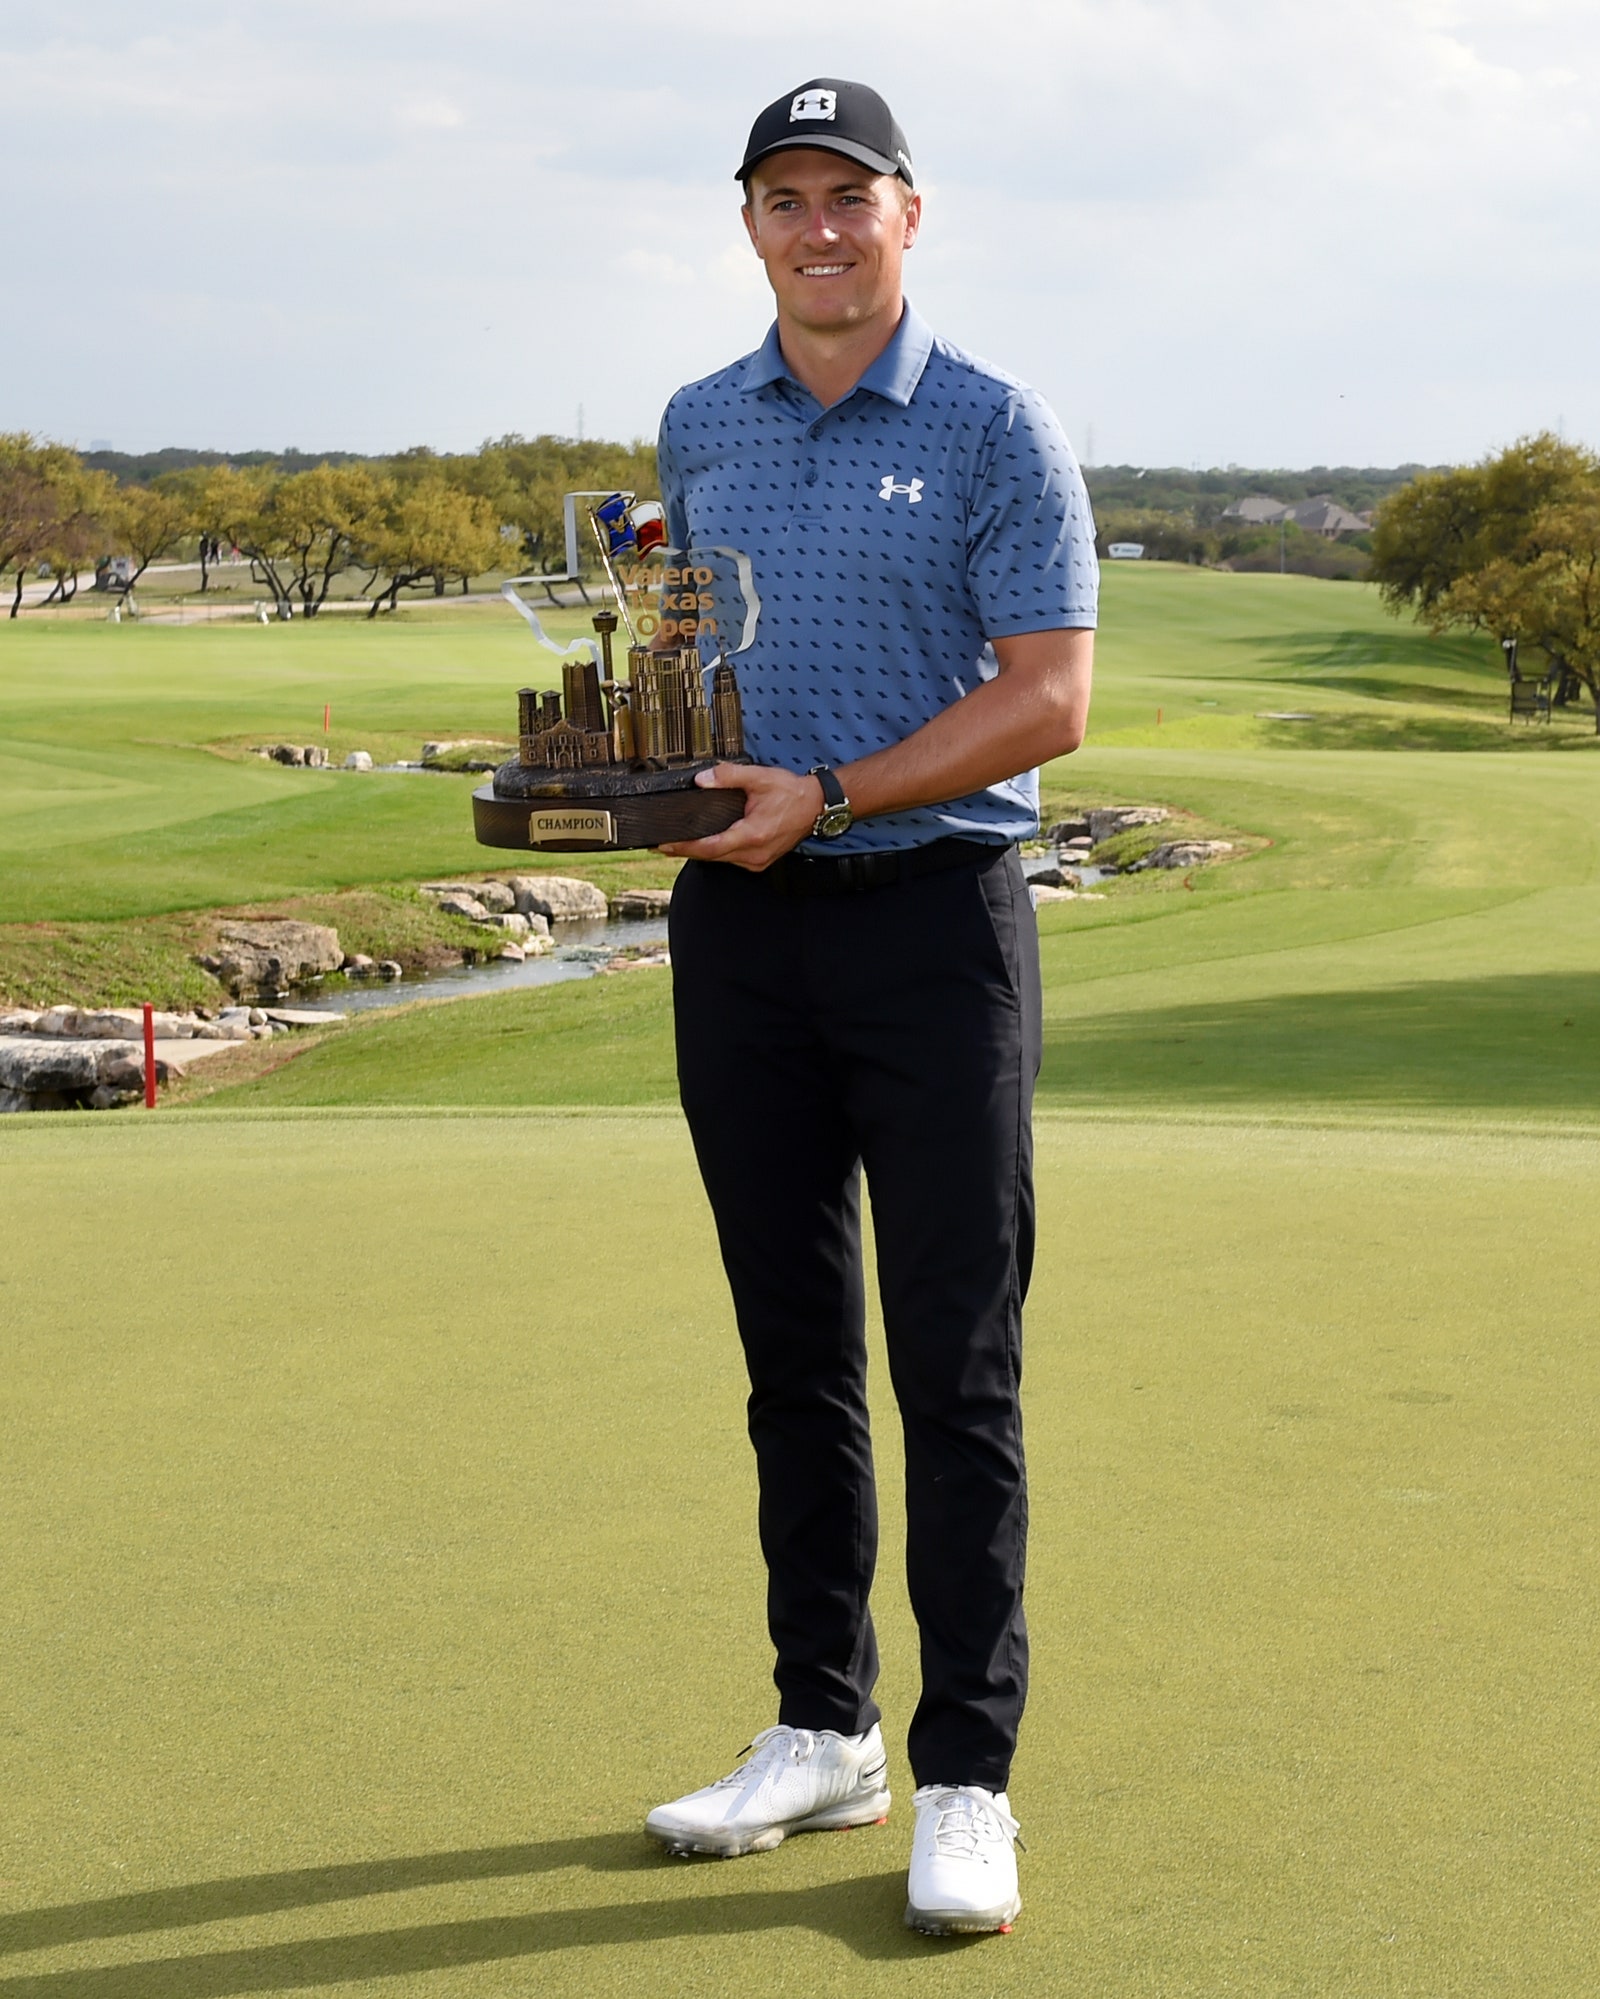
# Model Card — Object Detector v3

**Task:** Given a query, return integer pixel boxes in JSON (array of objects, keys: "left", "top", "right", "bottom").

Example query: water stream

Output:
[{"left": 308, "top": 914, "right": 671, "bottom": 1015}]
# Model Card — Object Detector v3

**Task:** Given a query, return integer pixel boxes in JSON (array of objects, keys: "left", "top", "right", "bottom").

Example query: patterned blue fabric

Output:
[{"left": 656, "top": 300, "right": 1098, "bottom": 853}]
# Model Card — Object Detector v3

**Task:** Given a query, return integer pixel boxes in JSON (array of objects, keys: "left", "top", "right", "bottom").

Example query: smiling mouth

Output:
[{"left": 798, "top": 263, "right": 852, "bottom": 277}]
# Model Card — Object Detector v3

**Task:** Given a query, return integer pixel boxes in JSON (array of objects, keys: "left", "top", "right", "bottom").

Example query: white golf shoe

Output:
[
  {"left": 904, "top": 1783, "right": 1024, "bottom": 1934},
  {"left": 645, "top": 1723, "right": 891, "bottom": 1858}
]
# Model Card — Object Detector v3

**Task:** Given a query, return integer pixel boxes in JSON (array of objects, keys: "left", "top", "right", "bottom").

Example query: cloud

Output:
[{"left": 1, "top": 0, "right": 1595, "bottom": 463}]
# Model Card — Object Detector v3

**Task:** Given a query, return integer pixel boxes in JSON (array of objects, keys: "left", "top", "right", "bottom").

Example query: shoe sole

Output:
[
  {"left": 904, "top": 1896, "right": 1021, "bottom": 1936},
  {"left": 646, "top": 1790, "right": 892, "bottom": 1860}
]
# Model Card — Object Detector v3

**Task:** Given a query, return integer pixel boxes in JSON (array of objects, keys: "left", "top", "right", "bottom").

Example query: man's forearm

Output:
[
  {"left": 660, "top": 627, "right": 1093, "bottom": 870},
  {"left": 838, "top": 628, "right": 1094, "bottom": 822}
]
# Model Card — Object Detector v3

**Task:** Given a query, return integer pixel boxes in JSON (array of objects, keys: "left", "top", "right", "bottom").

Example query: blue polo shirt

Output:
[{"left": 656, "top": 300, "right": 1098, "bottom": 854}]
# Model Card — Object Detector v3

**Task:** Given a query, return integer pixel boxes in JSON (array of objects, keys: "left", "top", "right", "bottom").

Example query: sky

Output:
[{"left": 4, "top": 0, "right": 1596, "bottom": 469}]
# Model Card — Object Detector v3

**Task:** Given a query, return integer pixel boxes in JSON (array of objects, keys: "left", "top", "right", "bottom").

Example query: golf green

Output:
[{"left": 3, "top": 1112, "right": 1597, "bottom": 1995}]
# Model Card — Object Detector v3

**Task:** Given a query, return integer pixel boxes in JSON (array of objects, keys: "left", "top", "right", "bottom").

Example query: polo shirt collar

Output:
[{"left": 739, "top": 300, "right": 935, "bottom": 408}]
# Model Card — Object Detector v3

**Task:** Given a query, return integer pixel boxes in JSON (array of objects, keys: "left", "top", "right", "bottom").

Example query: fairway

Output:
[{"left": 3, "top": 1112, "right": 1597, "bottom": 1997}]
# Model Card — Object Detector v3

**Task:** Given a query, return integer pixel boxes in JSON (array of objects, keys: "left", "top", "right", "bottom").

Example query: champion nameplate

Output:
[{"left": 528, "top": 807, "right": 615, "bottom": 847}]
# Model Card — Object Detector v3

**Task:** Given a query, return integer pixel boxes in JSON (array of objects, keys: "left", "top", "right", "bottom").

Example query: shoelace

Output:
[
  {"left": 713, "top": 1724, "right": 819, "bottom": 1788},
  {"left": 912, "top": 1784, "right": 1026, "bottom": 1855}
]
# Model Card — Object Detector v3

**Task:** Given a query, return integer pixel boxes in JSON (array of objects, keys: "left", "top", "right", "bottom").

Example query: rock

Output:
[
  {"left": 343, "top": 750, "right": 374, "bottom": 771},
  {"left": 1061, "top": 837, "right": 1094, "bottom": 852},
  {"left": 1087, "top": 806, "right": 1170, "bottom": 843},
  {"left": 1031, "top": 885, "right": 1079, "bottom": 905},
  {"left": 200, "top": 920, "right": 344, "bottom": 997},
  {"left": 378, "top": 960, "right": 402, "bottom": 980},
  {"left": 436, "top": 892, "right": 491, "bottom": 922},
  {"left": 266, "top": 743, "right": 305, "bottom": 766},
  {"left": 478, "top": 911, "right": 531, "bottom": 936},
  {"left": 1, "top": 1086, "right": 76, "bottom": 1111},
  {"left": 1027, "top": 867, "right": 1066, "bottom": 889},
  {"left": 506, "top": 874, "right": 608, "bottom": 922},
  {"left": 303, "top": 746, "right": 327, "bottom": 768},
  {"left": 93, "top": 1045, "right": 148, "bottom": 1090},
  {"left": 29, "top": 1006, "right": 145, "bottom": 1039},
  {"left": 343, "top": 953, "right": 376, "bottom": 975},
  {"left": 0, "top": 1010, "right": 40, "bottom": 1032},
  {"left": 1044, "top": 818, "right": 1091, "bottom": 844},
  {"left": 420, "top": 879, "right": 515, "bottom": 913},
  {"left": 497, "top": 942, "right": 526, "bottom": 962},
  {"left": 610, "top": 887, "right": 674, "bottom": 921},
  {"left": 1130, "top": 840, "right": 1235, "bottom": 871},
  {"left": 87, "top": 1085, "right": 139, "bottom": 1110},
  {"left": 0, "top": 1041, "right": 99, "bottom": 1092},
  {"left": 263, "top": 1007, "right": 347, "bottom": 1027},
  {"left": 247, "top": 1007, "right": 267, "bottom": 1025}
]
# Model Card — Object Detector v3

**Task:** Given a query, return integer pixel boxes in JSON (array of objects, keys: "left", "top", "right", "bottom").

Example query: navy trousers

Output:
[{"left": 668, "top": 844, "right": 1040, "bottom": 1790}]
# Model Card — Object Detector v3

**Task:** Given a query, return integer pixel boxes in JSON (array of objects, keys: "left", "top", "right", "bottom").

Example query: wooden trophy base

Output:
[{"left": 473, "top": 758, "right": 750, "bottom": 853}]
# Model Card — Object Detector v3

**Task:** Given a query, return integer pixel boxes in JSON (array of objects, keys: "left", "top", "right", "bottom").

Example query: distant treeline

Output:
[
  {"left": 1082, "top": 463, "right": 1440, "bottom": 521},
  {"left": 2, "top": 434, "right": 659, "bottom": 617}
]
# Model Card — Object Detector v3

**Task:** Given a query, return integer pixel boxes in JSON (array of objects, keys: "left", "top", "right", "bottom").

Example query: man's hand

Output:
[{"left": 658, "top": 763, "right": 822, "bottom": 871}]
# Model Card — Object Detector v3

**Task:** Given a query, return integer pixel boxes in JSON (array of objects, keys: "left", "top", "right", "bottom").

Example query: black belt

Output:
[{"left": 755, "top": 837, "right": 1007, "bottom": 897}]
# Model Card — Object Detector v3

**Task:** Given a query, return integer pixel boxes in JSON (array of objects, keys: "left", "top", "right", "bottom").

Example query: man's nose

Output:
[{"left": 799, "top": 207, "right": 839, "bottom": 245}]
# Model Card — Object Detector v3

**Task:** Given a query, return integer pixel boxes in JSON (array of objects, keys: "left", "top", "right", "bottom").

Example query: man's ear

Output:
[
  {"left": 901, "top": 192, "right": 922, "bottom": 251},
  {"left": 741, "top": 200, "right": 760, "bottom": 252}
]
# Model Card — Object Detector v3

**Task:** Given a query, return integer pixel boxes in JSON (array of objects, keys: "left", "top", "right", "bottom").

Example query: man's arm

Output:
[{"left": 657, "top": 626, "right": 1093, "bottom": 871}]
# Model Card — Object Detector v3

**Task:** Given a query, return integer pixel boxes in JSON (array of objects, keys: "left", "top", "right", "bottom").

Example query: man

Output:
[{"left": 644, "top": 78, "right": 1096, "bottom": 1937}]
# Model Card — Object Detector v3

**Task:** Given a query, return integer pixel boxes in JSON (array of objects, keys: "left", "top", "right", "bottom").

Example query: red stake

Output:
[
  {"left": 324, "top": 702, "right": 331, "bottom": 734},
  {"left": 142, "top": 1002, "right": 157, "bottom": 1108}
]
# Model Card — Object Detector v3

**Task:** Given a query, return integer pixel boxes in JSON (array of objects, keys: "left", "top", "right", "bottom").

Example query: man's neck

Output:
[{"left": 777, "top": 298, "right": 905, "bottom": 410}]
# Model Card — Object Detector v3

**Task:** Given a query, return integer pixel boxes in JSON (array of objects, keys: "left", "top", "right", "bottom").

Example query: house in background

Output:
[{"left": 1221, "top": 494, "right": 1371, "bottom": 536}]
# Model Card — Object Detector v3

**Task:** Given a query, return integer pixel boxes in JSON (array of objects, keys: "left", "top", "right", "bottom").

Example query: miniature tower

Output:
[
  {"left": 562, "top": 656, "right": 606, "bottom": 736},
  {"left": 711, "top": 660, "right": 745, "bottom": 759}
]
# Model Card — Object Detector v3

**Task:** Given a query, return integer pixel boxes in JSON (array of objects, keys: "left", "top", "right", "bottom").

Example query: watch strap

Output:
[{"left": 809, "top": 764, "right": 845, "bottom": 810}]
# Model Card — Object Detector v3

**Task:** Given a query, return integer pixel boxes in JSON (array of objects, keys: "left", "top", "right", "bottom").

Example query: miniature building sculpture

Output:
[{"left": 518, "top": 611, "right": 744, "bottom": 775}]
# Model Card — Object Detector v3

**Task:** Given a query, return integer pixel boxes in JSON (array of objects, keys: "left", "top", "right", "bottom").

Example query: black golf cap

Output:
[{"left": 737, "top": 79, "right": 914, "bottom": 190}]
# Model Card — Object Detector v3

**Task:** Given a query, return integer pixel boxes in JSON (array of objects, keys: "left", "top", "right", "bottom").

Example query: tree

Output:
[
  {"left": 107, "top": 482, "right": 191, "bottom": 594},
  {"left": 0, "top": 447, "right": 61, "bottom": 619},
  {"left": 361, "top": 479, "right": 507, "bottom": 615},
  {"left": 1370, "top": 433, "right": 1600, "bottom": 623},
  {"left": 1439, "top": 498, "right": 1600, "bottom": 731},
  {"left": 0, "top": 435, "right": 115, "bottom": 616},
  {"left": 201, "top": 463, "right": 389, "bottom": 617}
]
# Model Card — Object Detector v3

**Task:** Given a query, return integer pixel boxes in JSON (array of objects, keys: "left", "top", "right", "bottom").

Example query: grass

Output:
[
  {"left": 189, "top": 738, "right": 1600, "bottom": 1126},
  {"left": 3, "top": 1112, "right": 1598, "bottom": 1996},
  {"left": 8, "top": 568, "right": 1600, "bottom": 1992},
  {"left": 0, "top": 603, "right": 680, "bottom": 928}
]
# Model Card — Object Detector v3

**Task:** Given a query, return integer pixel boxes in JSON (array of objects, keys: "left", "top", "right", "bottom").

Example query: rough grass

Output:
[
  {"left": 3, "top": 1112, "right": 1597, "bottom": 1996},
  {"left": 0, "top": 884, "right": 544, "bottom": 1010}
]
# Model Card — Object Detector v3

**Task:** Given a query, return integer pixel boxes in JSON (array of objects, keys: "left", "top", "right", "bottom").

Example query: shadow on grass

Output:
[
  {"left": 0, "top": 1841, "right": 955, "bottom": 1990},
  {"left": 1041, "top": 972, "right": 1600, "bottom": 1115}
]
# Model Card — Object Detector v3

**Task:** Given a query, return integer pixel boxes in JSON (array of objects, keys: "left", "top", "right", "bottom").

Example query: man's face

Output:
[{"left": 742, "top": 149, "right": 921, "bottom": 334}]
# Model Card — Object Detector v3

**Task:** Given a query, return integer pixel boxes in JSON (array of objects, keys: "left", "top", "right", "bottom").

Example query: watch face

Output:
[{"left": 816, "top": 802, "right": 854, "bottom": 838}]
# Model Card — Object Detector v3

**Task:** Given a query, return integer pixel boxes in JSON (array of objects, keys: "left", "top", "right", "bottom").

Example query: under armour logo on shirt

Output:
[
  {"left": 790, "top": 89, "right": 837, "bottom": 121},
  {"left": 879, "top": 475, "right": 924, "bottom": 504}
]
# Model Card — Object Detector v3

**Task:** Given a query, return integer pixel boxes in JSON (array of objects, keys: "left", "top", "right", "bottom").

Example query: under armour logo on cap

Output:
[
  {"left": 791, "top": 88, "right": 837, "bottom": 121},
  {"left": 879, "top": 475, "right": 924, "bottom": 504}
]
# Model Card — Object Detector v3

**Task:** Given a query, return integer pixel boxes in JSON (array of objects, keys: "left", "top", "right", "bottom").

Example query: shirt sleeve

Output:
[
  {"left": 656, "top": 400, "right": 690, "bottom": 554},
  {"left": 965, "top": 389, "right": 1099, "bottom": 636}
]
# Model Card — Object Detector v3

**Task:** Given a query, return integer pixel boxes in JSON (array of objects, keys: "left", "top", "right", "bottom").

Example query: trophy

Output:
[{"left": 471, "top": 491, "right": 756, "bottom": 853}]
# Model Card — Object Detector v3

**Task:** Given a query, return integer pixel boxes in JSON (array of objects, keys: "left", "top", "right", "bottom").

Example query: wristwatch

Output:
[{"left": 808, "top": 765, "right": 854, "bottom": 840}]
